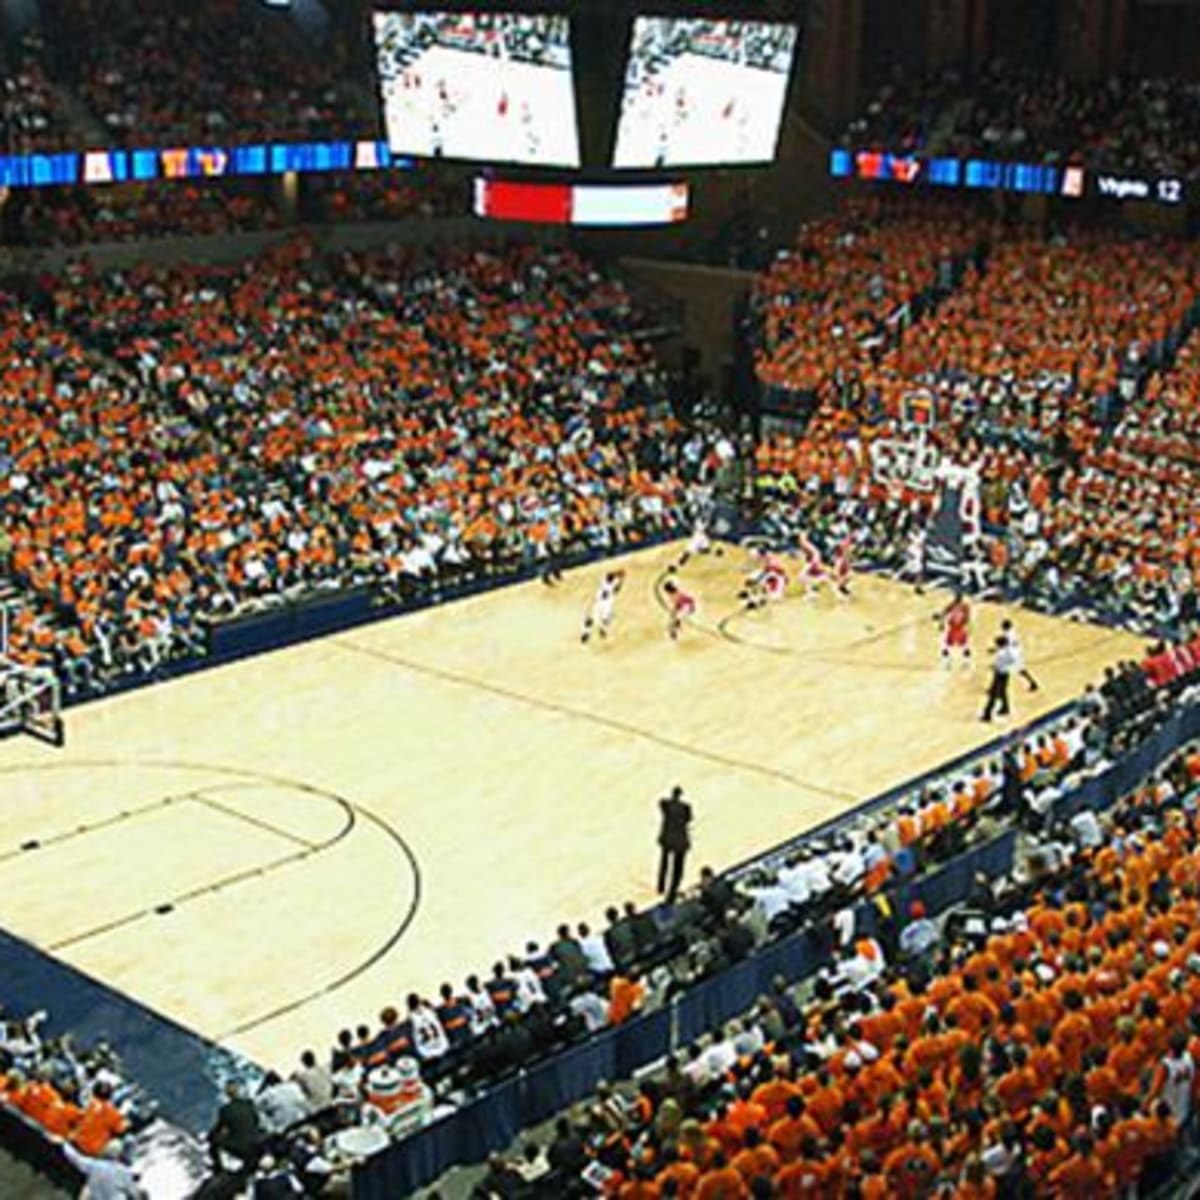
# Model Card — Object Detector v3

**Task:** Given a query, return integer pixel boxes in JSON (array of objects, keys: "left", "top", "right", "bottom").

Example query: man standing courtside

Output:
[{"left": 657, "top": 786, "right": 693, "bottom": 904}]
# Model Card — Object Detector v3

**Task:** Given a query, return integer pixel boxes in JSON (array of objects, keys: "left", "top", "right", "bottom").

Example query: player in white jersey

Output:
[
  {"left": 581, "top": 570, "right": 625, "bottom": 643},
  {"left": 999, "top": 618, "right": 1039, "bottom": 691},
  {"left": 901, "top": 526, "right": 927, "bottom": 594}
]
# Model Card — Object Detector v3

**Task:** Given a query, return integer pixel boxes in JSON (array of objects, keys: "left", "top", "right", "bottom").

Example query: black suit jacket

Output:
[{"left": 658, "top": 796, "right": 692, "bottom": 851}]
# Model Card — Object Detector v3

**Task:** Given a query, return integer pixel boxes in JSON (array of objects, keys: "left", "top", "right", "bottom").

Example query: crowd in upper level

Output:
[
  {"left": 42, "top": 0, "right": 362, "bottom": 147},
  {"left": 842, "top": 63, "right": 1200, "bottom": 179}
]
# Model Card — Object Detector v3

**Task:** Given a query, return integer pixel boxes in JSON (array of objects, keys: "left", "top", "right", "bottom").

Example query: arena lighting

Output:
[
  {"left": 0, "top": 139, "right": 412, "bottom": 189},
  {"left": 473, "top": 178, "right": 689, "bottom": 225}
]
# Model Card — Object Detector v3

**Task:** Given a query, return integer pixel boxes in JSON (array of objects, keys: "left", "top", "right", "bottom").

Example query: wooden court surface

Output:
[{"left": 0, "top": 542, "right": 1144, "bottom": 1069}]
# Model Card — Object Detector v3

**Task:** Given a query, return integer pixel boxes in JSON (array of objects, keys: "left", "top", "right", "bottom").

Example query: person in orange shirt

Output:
[
  {"left": 729, "top": 1127, "right": 779, "bottom": 1186},
  {"left": 619, "top": 1162, "right": 662, "bottom": 1200},
  {"left": 13, "top": 1069, "right": 59, "bottom": 1128},
  {"left": 1052, "top": 992, "right": 1093, "bottom": 1074},
  {"left": 882, "top": 1120, "right": 941, "bottom": 1199},
  {"left": 654, "top": 1143, "right": 700, "bottom": 1199},
  {"left": 774, "top": 1138, "right": 826, "bottom": 1199},
  {"left": 1046, "top": 1132, "right": 1110, "bottom": 1198},
  {"left": 750, "top": 1070, "right": 800, "bottom": 1127},
  {"left": 608, "top": 973, "right": 646, "bottom": 1027},
  {"left": 767, "top": 1095, "right": 822, "bottom": 1163},
  {"left": 71, "top": 1081, "right": 128, "bottom": 1157},
  {"left": 694, "top": 1150, "right": 748, "bottom": 1200},
  {"left": 40, "top": 1081, "right": 84, "bottom": 1139}
]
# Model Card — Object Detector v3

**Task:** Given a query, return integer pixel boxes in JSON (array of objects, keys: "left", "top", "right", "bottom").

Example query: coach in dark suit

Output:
[{"left": 657, "top": 786, "right": 693, "bottom": 904}]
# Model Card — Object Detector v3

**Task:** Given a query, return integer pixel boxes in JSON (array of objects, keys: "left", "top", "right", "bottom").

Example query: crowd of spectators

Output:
[
  {"left": 0, "top": 1003, "right": 149, "bottom": 1186},
  {"left": 6, "top": 181, "right": 282, "bottom": 246},
  {"left": 459, "top": 665, "right": 1200, "bottom": 1197},
  {"left": 1, "top": 172, "right": 465, "bottom": 248},
  {"left": 752, "top": 199, "right": 990, "bottom": 396},
  {"left": 841, "top": 62, "right": 1200, "bottom": 180},
  {"left": 1, "top": 32, "right": 76, "bottom": 153},
  {"left": 0, "top": 240, "right": 696, "bottom": 696},
  {"left": 303, "top": 172, "right": 465, "bottom": 226},
  {"left": 182, "top": 636, "right": 1200, "bottom": 1197},
  {"left": 43, "top": 0, "right": 364, "bottom": 147},
  {"left": 751, "top": 204, "right": 1200, "bottom": 636}
]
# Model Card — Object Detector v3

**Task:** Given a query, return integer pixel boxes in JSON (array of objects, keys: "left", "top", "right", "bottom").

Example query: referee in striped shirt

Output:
[{"left": 982, "top": 635, "right": 1017, "bottom": 722}]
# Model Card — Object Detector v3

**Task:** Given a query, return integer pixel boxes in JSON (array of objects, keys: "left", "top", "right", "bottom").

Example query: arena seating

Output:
[
  {"left": 752, "top": 199, "right": 990, "bottom": 397},
  {"left": 752, "top": 206, "right": 1200, "bottom": 638},
  {"left": 462, "top": 714, "right": 1200, "bottom": 1197},
  {"left": 6, "top": 181, "right": 283, "bottom": 245},
  {"left": 0, "top": 32, "right": 77, "bottom": 153},
  {"left": 0, "top": 1003, "right": 144, "bottom": 1158},
  {"left": 303, "top": 172, "right": 465, "bottom": 226},
  {"left": 0, "top": 241, "right": 691, "bottom": 694},
  {"left": 207, "top": 645, "right": 1198, "bottom": 1197},
  {"left": 41, "top": 0, "right": 364, "bottom": 146},
  {"left": 841, "top": 63, "right": 1200, "bottom": 178}
]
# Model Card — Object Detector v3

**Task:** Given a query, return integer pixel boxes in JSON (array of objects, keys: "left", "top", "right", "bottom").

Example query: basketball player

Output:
[
  {"left": 938, "top": 592, "right": 972, "bottom": 668},
  {"left": 581, "top": 570, "right": 625, "bottom": 643},
  {"left": 739, "top": 549, "right": 787, "bottom": 611},
  {"left": 675, "top": 517, "right": 720, "bottom": 570},
  {"left": 663, "top": 579, "right": 696, "bottom": 640},
  {"left": 794, "top": 533, "right": 827, "bottom": 599},
  {"left": 1000, "top": 618, "right": 1039, "bottom": 691},
  {"left": 832, "top": 532, "right": 855, "bottom": 598},
  {"left": 901, "top": 526, "right": 927, "bottom": 594}
]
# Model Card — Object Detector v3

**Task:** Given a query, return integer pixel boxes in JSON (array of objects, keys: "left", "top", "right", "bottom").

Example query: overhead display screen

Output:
[
  {"left": 613, "top": 17, "right": 797, "bottom": 168},
  {"left": 372, "top": 11, "right": 581, "bottom": 167}
]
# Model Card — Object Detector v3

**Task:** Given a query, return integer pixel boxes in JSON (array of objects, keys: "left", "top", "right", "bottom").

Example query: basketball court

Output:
[{"left": 0, "top": 541, "right": 1143, "bottom": 1069}]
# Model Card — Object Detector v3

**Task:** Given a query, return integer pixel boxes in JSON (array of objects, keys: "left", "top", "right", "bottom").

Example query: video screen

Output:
[
  {"left": 613, "top": 18, "right": 797, "bottom": 168},
  {"left": 372, "top": 11, "right": 581, "bottom": 167}
]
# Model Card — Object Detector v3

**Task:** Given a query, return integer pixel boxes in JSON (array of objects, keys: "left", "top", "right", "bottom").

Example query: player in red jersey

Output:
[
  {"left": 740, "top": 548, "right": 788, "bottom": 611},
  {"left": 663, "top": 579, "right": 696, "bottom": 640},
  {"left": 938, "top": 592, "right": 972, "bottom": 668},
  {"left": 795, "top": 533, "right": 827, "bottom": 599}
]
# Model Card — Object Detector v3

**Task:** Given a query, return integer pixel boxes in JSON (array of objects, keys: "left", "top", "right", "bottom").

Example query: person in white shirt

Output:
[
  {"left": 510, "top": 958, "right": 547, "bottom": 1011},
  {"left": 60, "top": 1139, "right": 145, "bottom": 1200},
  {"left": 407, "top": 995, "right": 449, "bottom": 1061},
  {"left": 1068, "top": 807, "right": 1104, "bottom": 850},
  {"left": 292, "top": 1050, "right": 334, "bottom": 1111},
  {"left": 577, "top": 921, "right": 614, "bottom": 976},
  {"left": 746, "top": 878, "right": 792, "bottom": 927},
  {"left": 569, "top": 990, "right": 610, "bottom": 1033},
  {"left": 464, "top": 975, "right": 498, "bottom": 1036},
  {"left": 831, "top": 837, "right": 865, "bottom": 890},
  {"left": 698, "top": 1029, "right": 738, "bottom": 1079},
  {"left": 1157, "top": 1032, "right": 1195, "bottom": 1124},
  {"left": 257, "top": 1072, "right": 310, "bottom": 1133}
]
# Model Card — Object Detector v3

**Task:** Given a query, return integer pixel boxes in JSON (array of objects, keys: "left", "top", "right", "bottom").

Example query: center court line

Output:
[{"left": 329, "top": 637, "right": 859, "bottom": 804}]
